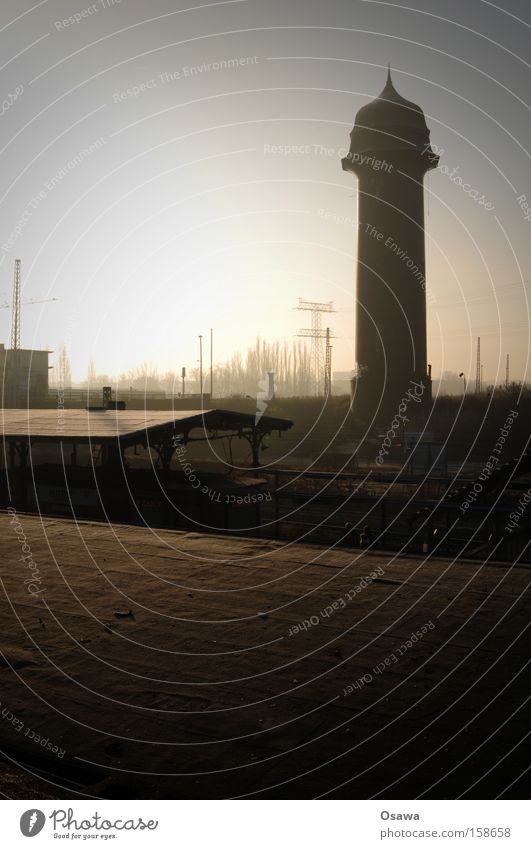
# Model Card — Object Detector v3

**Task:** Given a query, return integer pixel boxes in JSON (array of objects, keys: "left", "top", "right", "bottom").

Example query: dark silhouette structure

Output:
[
  {"left": 0, "top": 344, "right": 50, "bottom": 407},
  {"left": 342, "top": 68, "right": 438, "bottom": 422}
]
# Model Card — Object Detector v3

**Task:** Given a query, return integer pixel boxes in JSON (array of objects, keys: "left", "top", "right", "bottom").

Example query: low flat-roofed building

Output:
[{"left": 0, "top": 344, "right": 50, "bottom": 407}]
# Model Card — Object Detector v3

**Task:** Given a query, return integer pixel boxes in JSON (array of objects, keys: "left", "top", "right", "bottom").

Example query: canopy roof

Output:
[{"left": 0, "top": 408, "right": 293, "bottom": 445}]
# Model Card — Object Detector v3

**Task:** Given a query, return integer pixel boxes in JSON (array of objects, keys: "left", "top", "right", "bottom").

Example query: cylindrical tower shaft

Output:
[{"left": 342, "top": 69, "right": 438, "bottom": 422}]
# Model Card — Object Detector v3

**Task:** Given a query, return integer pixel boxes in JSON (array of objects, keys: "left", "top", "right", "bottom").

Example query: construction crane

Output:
[
  {"left": 11, "top": 258, "right": 21, "bottom": 350},
  {"left": 0, "top": 259, "right": 58, "bottom": 350}
]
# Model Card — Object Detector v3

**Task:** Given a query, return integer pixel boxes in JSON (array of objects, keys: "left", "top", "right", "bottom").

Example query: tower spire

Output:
[{"left": 382, "top": 63, "right": 395, "bottom": 95}]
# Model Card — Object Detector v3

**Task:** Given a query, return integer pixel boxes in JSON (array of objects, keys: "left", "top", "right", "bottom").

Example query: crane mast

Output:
[{"left": 10, "top": 258, "right": 21, "bottom": 351}]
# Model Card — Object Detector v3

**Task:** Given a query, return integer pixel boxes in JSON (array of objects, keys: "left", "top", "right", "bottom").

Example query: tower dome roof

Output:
[{"left": 348, "top": 67, "right": 432, "bottom": 154}]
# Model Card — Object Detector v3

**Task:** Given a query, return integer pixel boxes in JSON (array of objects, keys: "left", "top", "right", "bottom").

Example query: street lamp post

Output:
[
  {"left": 210, "top": 327, "right": 213, "bottom": 400},
  {"left": 199, "top": 335, "right": 203, "bottom": 402}
]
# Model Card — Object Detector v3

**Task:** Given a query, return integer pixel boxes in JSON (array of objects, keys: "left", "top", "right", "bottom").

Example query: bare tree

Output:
[
  {"left": 57, "top": 343, "right": 72, "bottom": 389},
  {"left": 87, "top": 357, "right": 97, "bottom": 388}
]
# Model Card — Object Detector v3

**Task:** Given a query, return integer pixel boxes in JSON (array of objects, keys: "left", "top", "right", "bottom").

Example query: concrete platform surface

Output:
[{"left": 0, "top": 511, "right": 528, "bottom": 799}]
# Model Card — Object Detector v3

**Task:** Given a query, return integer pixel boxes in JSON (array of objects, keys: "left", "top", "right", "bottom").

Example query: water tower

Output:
[{"left": 342, "top": 68, "right": 438, "bottom": 422}]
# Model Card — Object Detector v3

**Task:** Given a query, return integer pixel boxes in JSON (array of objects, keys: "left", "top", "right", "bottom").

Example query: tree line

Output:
[{"left": 52, "top": 338, "right": 322, "bottom": 397}]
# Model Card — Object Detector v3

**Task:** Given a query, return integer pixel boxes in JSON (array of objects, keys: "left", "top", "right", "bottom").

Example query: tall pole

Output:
[
  {"left": 199, "top": 335, "right": 203, "bottom": 402},
  {"left": 506, "top": 354, "right": 510, "bottom": 389},
  {"left": 210, "top": 327, "right": 213, "bottom": 400},
  {"left": 324, "top": 327, "right": 332, "bottom": 397},
  {"left": 475, "top": 337, "right": 481, "bottom": 394}
]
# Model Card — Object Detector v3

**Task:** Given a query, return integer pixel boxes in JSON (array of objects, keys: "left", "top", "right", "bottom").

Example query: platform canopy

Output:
[{"left": 0, "top": 407, "right": 293, "bottom": 467}]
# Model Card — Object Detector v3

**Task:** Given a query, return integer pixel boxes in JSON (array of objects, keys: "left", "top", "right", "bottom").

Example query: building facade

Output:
[{"left": 0, "top": 345, "right": 50, "bottom": 407}]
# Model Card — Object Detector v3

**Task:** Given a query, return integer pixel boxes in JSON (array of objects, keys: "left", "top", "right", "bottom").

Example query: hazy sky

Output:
[{"left": 0, "top": 0, "right": 529, "bottom": 384}]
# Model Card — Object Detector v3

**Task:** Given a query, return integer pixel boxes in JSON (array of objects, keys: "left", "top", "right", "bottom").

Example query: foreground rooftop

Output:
[
  {"left": 0, "top": 407, "right": 293, "bottom": 443},
  {"left": 0, "top": 512, "right": 527, "bottom": 799}
]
